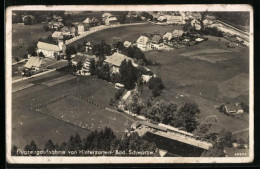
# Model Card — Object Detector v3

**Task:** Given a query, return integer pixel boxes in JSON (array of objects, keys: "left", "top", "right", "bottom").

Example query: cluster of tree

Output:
[
  {"left": 140, "top": 12, "right": 154, "bottom": 21},
  {"left": 114, "top": 88, "right": 125, "bottom": 101},
  {"left": 203, "top": 27, "right": 223, "bottom": 37},
  {"left": 193, "top": 115, "right": 218, "bottom": 139},
  {"left": 12, "top": 127, "right": 158, "bottom": 156},
  {"left": 65, "top": 45, "right": 77, "bottom": 66},
  {"left": 113, "top": 41, "right": 149, "bottom": 66},
  {"left": 91, "top": 40, "right": 112, "bottom": 61},
  {"left": 140, "top": 101, "right": 200, "bottom": 133}
]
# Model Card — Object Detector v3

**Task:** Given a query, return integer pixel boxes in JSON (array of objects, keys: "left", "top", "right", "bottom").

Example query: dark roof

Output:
[{"left": 225, "top": 103, "right": 243, "bottom": 112}]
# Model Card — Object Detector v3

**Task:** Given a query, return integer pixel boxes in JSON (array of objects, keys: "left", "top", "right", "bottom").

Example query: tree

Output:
[
  {"left": 201, "top": 144, "right": 226, "bottom": 157},
  {"left": 23, "top": 16, "right": 33, "bottom": 25},
  {"left": 65, "top": 46, "right": 77, "bottom": 66},
  {"left": 15, "top": 56, "right": 20, "bottom": 63},
  {"left": 76, "top": 44, "right": 84, "bottom": 52},
  {"left": 126, "top": 92, "right": 144, "bottom": 115},
  {"left": 43, "top": 25, "right": 49, "bottom": 32},
  {"left": 217, "top": 104, "right": 227, "bottom": 114},
  {"left": 89, "top": 59, "right": 96, "bottom": 75},
  {"left": 11, "top": 145, "right": 18, "bottom": 156},
  {"left": 147, "top": 77, "right": 164, "bottom": 97},
  {"left": 120, "top": 60, "right": 138, "bottom": 90},
  {"left": 27, "top": 45, "right": 37, "bottom": 56},
  {"left": 97, "top": 63, "right": 111, "bottom": 81},
  {"left": 76, "top": 61, "right": 83, "bottom": 71},
  {"left": 39, "top": 51, "right": 45, "bottom": 58},
  {"left": 44, "top": 139, "right": 55, "bottom": 151},
  {"left": 175, "top": 102, "right": 200, "bottom": 132}
]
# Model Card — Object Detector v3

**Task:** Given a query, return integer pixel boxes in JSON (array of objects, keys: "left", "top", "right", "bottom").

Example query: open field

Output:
[
  {"left": 69, "top": 23, "right": 179, "bottom": 47},
  {"left": 12, "top": 74, "right": 125, "bottom": 148},
  {"left": 145, "top": 37, "right": 249, "bottom": 135},
  {"left": 12, "top": 23, "right": 51, "bottom": 63}
]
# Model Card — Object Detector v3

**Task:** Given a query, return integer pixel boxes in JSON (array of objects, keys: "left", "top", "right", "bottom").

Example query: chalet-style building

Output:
[
  {"left": 104, "top": 52, "right": 138, "bottom": 74},
  {"left": 136, "top": 35, "right": 151, "bottom": 51},
  {"left": 151, "top": 34, "right": 164, "bottom": 50},
  {"left": 105, "top": 16, "right": 119, "bottom": 26}
]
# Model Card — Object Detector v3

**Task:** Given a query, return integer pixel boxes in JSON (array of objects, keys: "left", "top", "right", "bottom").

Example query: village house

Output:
[
  {"left": 83, "top": 17, "right": 100, "bottom": 27},
  {"left": 84, "top": 41, "right": 98, "bottom": 55},
  {"left": 48, "top": 21, "right": 64, "bottom": 30},
  {"left": 105, "top": 16, "right": 119, "bottom": 26},
  {"left": 37, "top": 41, "right": 65, "bottom": 58},
  {"left": 123, "top": 41, "right": 132, "bottom": 48},
  {"left": 151, "top": 34, "right": 164, "bottom": 50},
  {"left": 191, "top": 19, "right": 202, "bottom": 30},
  {"left": 51, "top": 31, "right": 64, "bottom": 40},
  {"left": 102, "top": 12, "right": 113, "bottom": 23},
  {"left": 104, "top": 52, "right": 138, "bottom": 74},
  {"left": 136, "top": 35, "right": 151, "bottom": 51},
  {"left": 71, "top": 52, "right": 97, "bottom": 76},
  {"left": 224, "top": 103, "right": 244, "bottom": 115},
  {"left": 22, "top": 15, "right": 36, "bottom": 25}
]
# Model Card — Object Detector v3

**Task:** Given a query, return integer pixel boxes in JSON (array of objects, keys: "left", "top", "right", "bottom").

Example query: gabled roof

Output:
[
  {"left": 24, "top": 57, "right": 43, "bottom": 68},
  {"left": 151, "top": 34, "right": 162, "bottom": 43},
  {"left": 163, "top": 32, "right": 173, "bottom": 41},
  {"left": 37, "top": 41, "right": 61, "bottom": 52},
  {"left": 52, "top": 31, "right": 63, "bottom": 39},
  {"left": 136, "top": 35, "right": 150, "bottom": 45},
  {"left": 104, "top": 52, "right": 137, "bottom": 67}
]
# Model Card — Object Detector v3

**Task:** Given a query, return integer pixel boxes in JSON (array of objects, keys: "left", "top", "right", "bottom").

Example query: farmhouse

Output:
[
  {"left": 71, "top": 53, "right": 97, "bottom": 75},
  {"left": 37, "top": 41, "right": 64, "bottom": 58},
  {"left": 136, "top": 35, "right": 151, "bottom": 51},
  {"left": 24, "top": 57, "right": 43, "bottom": 70},
  {"left": 105, "top": 16, "right": 119, "bottom": 26},
  {"left": 224, "top": 103, "right": 244, "bottom": 115},
  {"left": 151, "top": 34, "right": 164, "bottom": 50},
  {"left": 123, "top": 41, "right": 132, "bottom": 48},
  {"left": 104, "top": 52, "right": 138, "bottom": 74}
]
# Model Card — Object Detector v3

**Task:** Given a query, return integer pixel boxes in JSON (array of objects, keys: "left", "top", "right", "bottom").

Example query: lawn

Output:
[
  {"left": 12, "top": 74, "right": 126, "bottom": 149},
  {"left": 68, "top": 23, "right": 179, "bottom": 47},
  {"left": 144, "top": 37, "right": 250, "bottom": 135},
  {"left": 12, "top": 23, "right": 51, "bottom": 63}
]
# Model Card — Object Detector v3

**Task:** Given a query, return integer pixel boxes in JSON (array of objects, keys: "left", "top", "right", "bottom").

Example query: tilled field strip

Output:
[
  {"left": 12, "top": 83, "right": 35, "bottom": 93},
  {"left": 42, "top": 75, "right": 76, "bottom": 87}
]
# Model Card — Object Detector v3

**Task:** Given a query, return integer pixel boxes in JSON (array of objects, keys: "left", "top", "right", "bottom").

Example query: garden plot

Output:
[{"left": 40, "top": 95, "right": 131, "bottom": 135}]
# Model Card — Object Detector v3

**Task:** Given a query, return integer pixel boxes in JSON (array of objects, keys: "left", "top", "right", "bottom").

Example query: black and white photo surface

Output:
[{"left": 6, "top": 4, "right": 254, "bottom": 163}]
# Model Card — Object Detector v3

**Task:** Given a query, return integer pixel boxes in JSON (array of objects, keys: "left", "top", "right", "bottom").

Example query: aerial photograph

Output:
[{"left": 10, "top": 9, "right": 250, "bottom": 158}]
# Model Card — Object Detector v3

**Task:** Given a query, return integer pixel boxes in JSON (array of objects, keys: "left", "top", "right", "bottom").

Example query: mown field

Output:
[
  {"left": 12, "top": 74, "right": 128, "bottom": 149},
  {"left": 69, "top": 23, "right": 180, "bottom": 47},
  {"left": 145, "top": 37, "right": 250, "bottom": 136},
  {"left": 12, "top": 23, "right": 51, "bottom": 63}
]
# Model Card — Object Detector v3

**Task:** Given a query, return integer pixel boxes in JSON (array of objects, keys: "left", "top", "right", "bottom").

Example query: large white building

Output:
[
  {"left": 37, "top": 41, "right": 65, "bottom": 58},
  {"left": 136, "top": 35, "right": 151, "bottom": 51}
]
